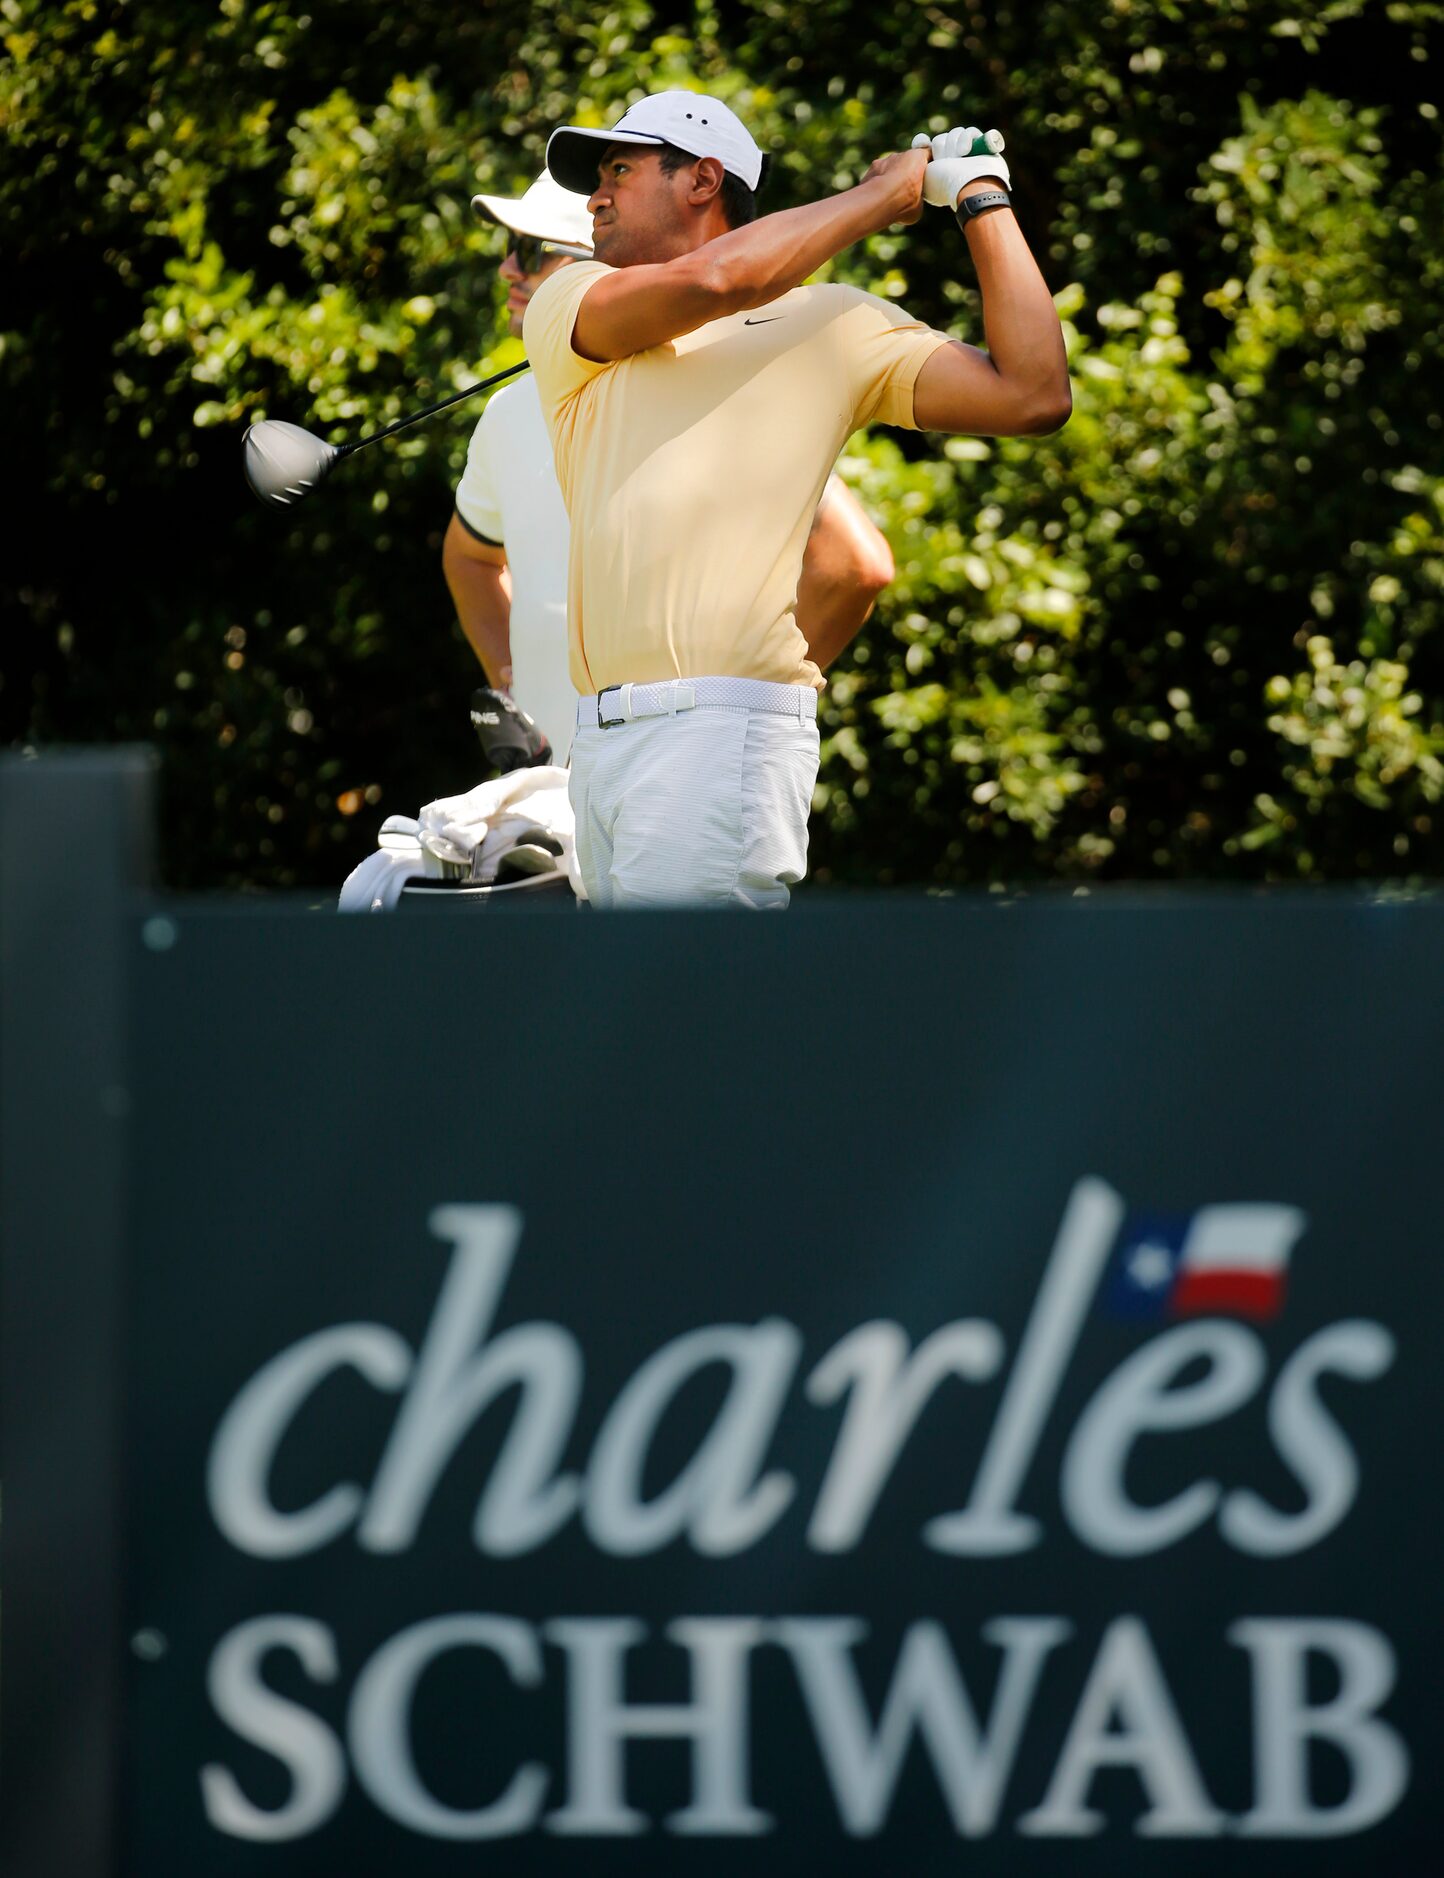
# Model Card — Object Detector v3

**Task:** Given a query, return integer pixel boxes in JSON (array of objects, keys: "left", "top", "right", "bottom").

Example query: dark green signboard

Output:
[
  {"left": 120, "top": 899, "right": 1442, "bottom": 1874},
  {"left": 3, "top": 756, "right": 1441, "bottom": 1876}
]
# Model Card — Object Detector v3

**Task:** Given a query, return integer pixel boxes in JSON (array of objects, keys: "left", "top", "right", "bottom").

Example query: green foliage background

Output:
[{"left": 4, "top": 0, "right": 1442, "bottom": 887}]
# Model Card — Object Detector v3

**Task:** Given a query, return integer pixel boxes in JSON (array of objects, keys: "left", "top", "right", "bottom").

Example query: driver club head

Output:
[{"left": 243, "top": 419, "right": 341, "bottom": 509}]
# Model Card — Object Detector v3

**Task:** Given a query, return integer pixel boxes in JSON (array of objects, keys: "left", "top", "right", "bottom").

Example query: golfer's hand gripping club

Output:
[{"left": 911, "top": 127, "right": 1009, "bottom": 208}]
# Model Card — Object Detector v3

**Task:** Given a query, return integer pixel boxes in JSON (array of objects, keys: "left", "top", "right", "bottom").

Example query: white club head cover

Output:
[{"left": 911, "top": 127, "right": 1011, "bottom": 207}]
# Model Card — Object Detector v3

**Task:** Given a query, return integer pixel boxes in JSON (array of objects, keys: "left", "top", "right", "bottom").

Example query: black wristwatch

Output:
[{"left": 955, "top": 187, "right": 1011, "bottom": 229}]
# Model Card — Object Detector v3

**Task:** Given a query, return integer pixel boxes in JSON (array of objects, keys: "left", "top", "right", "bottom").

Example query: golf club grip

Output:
[
  {"left": 342, "top": 359, "right": 531, "bottom": 456},
  {"left": 915, "top": 131, "right": 1005, "bottom": 157}
]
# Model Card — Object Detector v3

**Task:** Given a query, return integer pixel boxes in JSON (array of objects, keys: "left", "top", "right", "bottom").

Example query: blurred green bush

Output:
[{"left": 2, "top": 0, "right": 1440, "bottom": 887}]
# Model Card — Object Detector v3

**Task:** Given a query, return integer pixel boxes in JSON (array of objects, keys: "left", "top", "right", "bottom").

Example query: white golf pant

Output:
[{"left": 569, "top": 681, "right": 820, "bottom": 909}]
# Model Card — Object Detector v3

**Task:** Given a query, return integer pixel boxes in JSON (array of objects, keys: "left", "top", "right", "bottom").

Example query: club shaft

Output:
[{"left": 336, "top": 360, "right": 530, "bottom": 458}]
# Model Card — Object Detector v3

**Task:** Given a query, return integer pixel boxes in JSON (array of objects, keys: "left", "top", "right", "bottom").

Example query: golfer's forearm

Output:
[
  {"left": 576, "top": 164, "right": 922, "bottom": 361},
  {"left": 959, "top": 204, "right": 1070, "bottom": 416},
  {"left": 701, "top": 175, "right": 909, "bottom": 307}
]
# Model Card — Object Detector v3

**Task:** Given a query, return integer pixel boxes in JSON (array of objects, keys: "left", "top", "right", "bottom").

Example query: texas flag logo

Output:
[{"left": 1103, "top": 1203, "right": 1306, "bottom": 1322}]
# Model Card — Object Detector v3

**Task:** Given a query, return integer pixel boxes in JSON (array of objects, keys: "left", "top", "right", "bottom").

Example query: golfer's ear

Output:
[{"left": 690, "top": 156, "right": 726, "bottom": 207}]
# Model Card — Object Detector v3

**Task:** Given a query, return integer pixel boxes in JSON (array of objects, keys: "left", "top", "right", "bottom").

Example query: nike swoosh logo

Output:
[{"left": 744, "top": 316, "right": 783, "bottom": 326}]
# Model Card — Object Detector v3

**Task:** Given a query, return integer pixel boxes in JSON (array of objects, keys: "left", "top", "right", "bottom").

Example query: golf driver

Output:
[{"left": 243, "top": 359, "right": 530, "bottom": 509}]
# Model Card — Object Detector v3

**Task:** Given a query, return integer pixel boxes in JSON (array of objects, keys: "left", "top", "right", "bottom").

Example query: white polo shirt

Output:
[{"left": 454, "top": 374, "right": 578, "bottom": 760}]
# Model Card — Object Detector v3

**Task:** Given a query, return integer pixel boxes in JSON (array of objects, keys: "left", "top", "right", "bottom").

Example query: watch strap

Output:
[{"left": 954, "top": 187, "right": 1011, "bottom": 228}]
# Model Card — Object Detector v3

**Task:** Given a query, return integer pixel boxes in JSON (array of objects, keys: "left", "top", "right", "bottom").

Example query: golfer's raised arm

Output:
[
  {"left": 570, "top": 150, "right": 928, "bottom": 362},
  {"left": 909, "top": 128, "right": 1071, "bottom": 438},
  {"left": 910, "top": 215, "right": 1070, "bottom": 435}
]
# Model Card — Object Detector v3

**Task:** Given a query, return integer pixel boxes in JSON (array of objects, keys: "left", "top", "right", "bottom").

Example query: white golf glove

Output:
[{"left": 911, "top": 127, "right": 1010, "bottom": 207}]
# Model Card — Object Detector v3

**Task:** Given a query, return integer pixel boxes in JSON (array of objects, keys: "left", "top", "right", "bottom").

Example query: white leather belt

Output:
[{"left": 578, "top": 677, "right": 818, "bottom": 730}]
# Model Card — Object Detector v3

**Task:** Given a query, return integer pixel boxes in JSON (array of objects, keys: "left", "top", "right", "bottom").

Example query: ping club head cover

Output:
[{"left": 470, "top": 688, "right": 554, "bottom": 776}]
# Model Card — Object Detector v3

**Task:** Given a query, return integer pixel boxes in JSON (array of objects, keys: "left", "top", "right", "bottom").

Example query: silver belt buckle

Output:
[{"left": 596, "top": 684, "right": 626, "bottom": 729}]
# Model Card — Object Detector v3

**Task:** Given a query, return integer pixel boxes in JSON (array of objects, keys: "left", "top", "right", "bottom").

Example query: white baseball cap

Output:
[
  {"left": 470, "top": 169, "right": 594, "bottom": 250},
  {"left": 546, "top": 91, "right": 766, "bottom": 197}
]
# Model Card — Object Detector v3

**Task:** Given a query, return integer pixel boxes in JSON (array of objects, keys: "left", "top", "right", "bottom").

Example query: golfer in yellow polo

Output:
[{"left": 526, "top": 93, "right": 1070, "bottom": 907}]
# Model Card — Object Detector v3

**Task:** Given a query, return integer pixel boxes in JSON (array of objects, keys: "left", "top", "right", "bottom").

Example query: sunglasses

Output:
[{"left": 505, "top": 235, "right": 591, "bottom": 274}]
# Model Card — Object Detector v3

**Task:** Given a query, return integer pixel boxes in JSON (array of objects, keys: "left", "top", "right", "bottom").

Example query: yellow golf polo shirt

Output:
[{"left": 524, "top": 260, "right": 950, "bottom": 695}]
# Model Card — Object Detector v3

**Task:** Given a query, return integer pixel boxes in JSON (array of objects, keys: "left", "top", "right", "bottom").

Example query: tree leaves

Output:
[{"left": 1, "top": 0, "right": 1440, "bottom": 886}]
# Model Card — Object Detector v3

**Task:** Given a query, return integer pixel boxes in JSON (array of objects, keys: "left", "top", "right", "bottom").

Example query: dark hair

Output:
[{"left": 655, "top": 140, "right": 759, "bottom": 228}]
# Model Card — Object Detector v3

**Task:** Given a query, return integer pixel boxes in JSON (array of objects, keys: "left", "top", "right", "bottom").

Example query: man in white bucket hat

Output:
[
  {"left": 443, "top": 170, "right": 594, "bottom": 762},
  {"left": 526, "top": 92, "right": 1070, "bottom": 907},
  {"left": 445, "top": 162, "right": 895, "bottom": 768}
]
